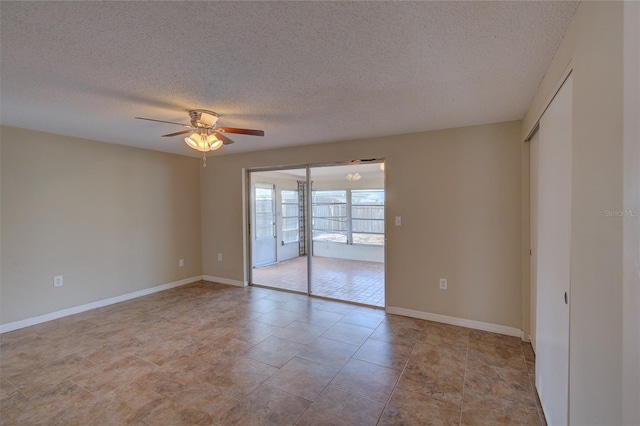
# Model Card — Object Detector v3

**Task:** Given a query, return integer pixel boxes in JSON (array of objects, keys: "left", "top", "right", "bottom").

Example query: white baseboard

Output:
[
  {"left": 0, "top": 276, "right": 203, "bottom": 334},
  {"left": 385, "top": 306, "right": 523, "bottom": 338},
  {"left": 202, "top": 275, "right": 247, "bottom": 287}
]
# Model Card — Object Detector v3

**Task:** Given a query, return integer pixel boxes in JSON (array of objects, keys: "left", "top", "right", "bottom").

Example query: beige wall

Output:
[
  {"left": 522, "top": 2, "right": 628, "bottom": 423},
  {"left": 623, "top": 1, "right": 640, "bottom": 425},
  {"left": 201, "top": 121, "right": 523, "bottom": 328},
  {"left": 0, "top": 126, "right": 202, "bottom": 325}
]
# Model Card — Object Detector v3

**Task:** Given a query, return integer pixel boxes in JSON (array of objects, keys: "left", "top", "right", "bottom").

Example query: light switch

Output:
[{"left": 395, "top": 216, "right": 401, "bottom": 226}]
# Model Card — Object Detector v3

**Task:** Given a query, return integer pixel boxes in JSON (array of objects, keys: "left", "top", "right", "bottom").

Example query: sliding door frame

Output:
[{"left": 246, "top": 159, "right": 386, "bottom": 307}]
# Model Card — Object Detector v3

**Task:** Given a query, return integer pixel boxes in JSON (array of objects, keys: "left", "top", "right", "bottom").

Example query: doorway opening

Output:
[{"left": 248, "top": 162, "right": 385, "bottom": 307}]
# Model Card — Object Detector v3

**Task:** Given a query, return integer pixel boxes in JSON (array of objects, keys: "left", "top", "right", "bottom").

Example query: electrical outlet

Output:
[
  {"left": 218, "top": 253, "right": 223, "bottom": 261},
  {"left": 179, "top": 259, "right": 184, "bottom": 267},
  {"left": 54, "top": 275, "right": 63, "bottom": 288},
  {"left": 439, "top": 278, "right": 447, "bottom": 290}
]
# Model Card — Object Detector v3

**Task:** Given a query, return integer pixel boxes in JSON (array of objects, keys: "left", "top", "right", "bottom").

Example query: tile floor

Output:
[
  {"left": 253, "top": 256, "right": 385, "bottom": 307},
  {"left": 0, "top": 281, "right": 545, "bottom": 425}
]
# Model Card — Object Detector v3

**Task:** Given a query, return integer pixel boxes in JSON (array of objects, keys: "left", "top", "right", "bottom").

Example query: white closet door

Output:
[
  {"left": 535, "top": 73, "right": 572, "bottom": 426},
  {"left": 530, "top": 130, "right": 539, "bottom": 353}
]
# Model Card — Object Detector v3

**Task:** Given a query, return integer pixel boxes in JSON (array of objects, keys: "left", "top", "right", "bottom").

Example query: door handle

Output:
[{"left": 564, "top": 292, "right": 568, "bottom": 305}]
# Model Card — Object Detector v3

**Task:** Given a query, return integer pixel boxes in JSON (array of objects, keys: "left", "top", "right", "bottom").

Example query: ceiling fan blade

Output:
[
  {"left": 162, "top": 130, "right": 192, "bottom": 137},
  {"left": 214, "top": 131, "right": 235, "bottom": 145},
  {"left": 217, "top": 127, "right": 265, "bottom": 136},
  {"left": 135, "top": 117, "right": 193, "bottom": 128}
]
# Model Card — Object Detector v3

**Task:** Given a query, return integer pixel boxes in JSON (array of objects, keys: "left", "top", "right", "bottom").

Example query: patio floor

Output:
[{"left": 252, "top": 256, "right": 384, "bottom": 307}]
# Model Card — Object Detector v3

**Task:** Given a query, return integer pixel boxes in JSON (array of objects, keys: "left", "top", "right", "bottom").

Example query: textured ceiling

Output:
[{"left": 0, "top": 1, "right": 578, "bottom": 157}]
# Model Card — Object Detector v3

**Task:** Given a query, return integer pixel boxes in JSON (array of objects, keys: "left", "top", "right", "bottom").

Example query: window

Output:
[
  {"left": 312, "top": 190, "right": 348, "bottom": 243},
  {"left": 311, "top": 189, "right": 385, "bottom": 245},
  {"left": 281, "top": 190, "right": 299, "bottom": 244},
  {"left": 255, "top": 187, "right": 275, "bottom": 239},
  {"left": 351, "top": 190, "right": 384, "bottom": 245}
]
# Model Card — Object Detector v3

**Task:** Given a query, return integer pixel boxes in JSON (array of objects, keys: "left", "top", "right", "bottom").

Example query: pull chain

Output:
[{"left": 202, "top": 152, "right": 207, "bottom": 167}]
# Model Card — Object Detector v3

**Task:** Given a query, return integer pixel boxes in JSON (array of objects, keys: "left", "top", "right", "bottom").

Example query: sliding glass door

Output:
[
  {"left": 309, "top": 164, "right": 385, "bottom": 306},
  {"left": 249, "top": 162, "right": 385, "bottom": 307},
  {"left": 250, "top": 169, "right": 308, "bottom": 293}
]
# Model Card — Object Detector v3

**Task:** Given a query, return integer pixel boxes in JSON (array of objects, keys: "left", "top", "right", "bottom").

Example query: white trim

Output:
[
  {"left": 202, "top": 275, "right": 247, "bottom": 287},
  {"left": 385, "top": 306, "right": 523, "bottom": 338},
  {"left": 0, "top": 276, "right": 202, "bottom": 334}
]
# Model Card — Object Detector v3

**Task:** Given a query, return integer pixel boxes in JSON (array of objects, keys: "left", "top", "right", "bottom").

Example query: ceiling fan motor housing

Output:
[{"left": 189, "top": 109, "right": 219, "bottom": 129}]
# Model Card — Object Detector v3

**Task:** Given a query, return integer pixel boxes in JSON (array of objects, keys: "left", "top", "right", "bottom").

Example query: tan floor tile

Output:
[
  {"left": 221, "top": 384, "right": 311, "bottom": 425},
  {"left": 274, "top": 320, "right": 328, "bottom": 345},
  {"left": 464, "top": 360, "right": 537, "bottom": 408},
  {"left": 265, "top": 357, "right": 339, "bottom": 401},
  {"left": 78, "top": 335, "right": 147, "bottom": 366},
  {"left": 135, "top": 333, "right": 199, "bottom": 365},
  {"left": 353, "top": 338, "right": 414, "bottom": 370},
  {"left": 0, "top": 380, "right": 18, "bottom": 400},
  {"left": 245, "top": 336, "right": 306, "bottom": 368},
  {"left": 168, "top": 381, "right": 239, "bottom": 423},
  {"left": 255, "top": 309, "right": 305, "bottom": 328},
  {"left": 469, "top": 329, "right": 522, "bottom": 349},
  {"left": 297, "top": 386, "right": 385, "bottom": 426},
  {"left": 411, "top": 341, "right": 468, "bottom": 371},
  {"left": 379, "top": 387, "right": 461, "bottom": 426},
  {"left": 461, "top": 389, "right": 541, "bottom": 425},
  {"left": 339, "top": 309, "right": 385, "bottom": 329},
  {"left": 321, "top": 322, "right": 374, "bottom": 346},
  {"left": 297, "top": 308, "right": 345, "bottom": 326},
  {"left": 193, "top": 336, "right": 253, "bottom": 365},
  {"left": 201, "top": 356, "right": 278, "bottom": 399},
  {"left": 420, "top": 322, "right": 470, "bottom": 349},
  {"left": 399, "top": 358, "right": 465, "bottom": 405},
  {"left": 4, "top": 380, "right": 96, "bottom": 425},
  {"left": 297, "top": 337, "right": 359, "bottom": 368},
  {"left": 370, "top": 319, "right": 422, "bottom": 346},
  {"left": 224, "top": 319, "right": 284, "bottom": 345},
  {"left": 69, "top": 381, "right": 164, "bottom": 424},
  {"left": 72, "top": 355, "right": 157, "bottom": 398},
  {"left": 0, "top": 387, "right": 32, "bottom": 425},
  {"left": 330, "top": 358, "right": 400, "bottom": 403},
  {"left": 0, "top": 281, "right": 543, "bottom": 424},
  {"left": 8, "top": 353, "right": 98, "bottom": 398},
  {"left": 137, "top": 398, "right": 214, "bottom": 425},
  {"left": 467, "top": 343, "right": 527, "bottom": 372},
  {"left": 522, "top": 341, "right": 536, "bottom": 362},
  {"left": 135, "top": 370, "right": 191, "bottom": 399}
]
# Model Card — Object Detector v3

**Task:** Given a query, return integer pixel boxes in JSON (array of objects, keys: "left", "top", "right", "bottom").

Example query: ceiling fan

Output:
[{"left": 135, "top": 109, "right": 264, "bottom": 166}]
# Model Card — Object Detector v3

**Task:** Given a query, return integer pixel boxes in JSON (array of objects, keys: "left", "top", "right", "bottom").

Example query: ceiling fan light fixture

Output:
[{"left": 184, "top": 133, "right": 223, "bottom": 152}]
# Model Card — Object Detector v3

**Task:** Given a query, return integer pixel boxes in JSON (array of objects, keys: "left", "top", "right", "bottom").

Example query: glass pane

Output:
[
  {"left": 353, "top": 233, "right": 385, "bottom": 245},
  {"left": 282, "top": 217, "right": 299, "bottom": 231},
  {"left": 312, "top": 230, "right": 347, "bottom": 243},
  {"left": 352, "top": 190, "right": 384, "bottom": 205},
  {"left": 281, "top": 190, "right": 298, "bottom": 204},
  {"left": 313, "top": 190, "right": 347, "bottom": 204},
  {"left": 282, "top": 204, "right": 299, "bottom": 217},
  {"left": 352, "top": 205, "right": 384, "bottom": 220},
  {"left": 256, "top": 199, "right": 273, "bottom": 214},
  {"left": 352, "top": 219, "right": 384, "bottom": 233},
  {"left": 312, "top": 204, "right": 347, "bottom": 217},
  {"left": 313, "top": 217, "right": 347, "bottom": 232},
  {"left": 256, "top": 187, "right": 273, "bottom": 201},
  {"left": 283, "top": 229, "right": 299, "bottom": 244}
]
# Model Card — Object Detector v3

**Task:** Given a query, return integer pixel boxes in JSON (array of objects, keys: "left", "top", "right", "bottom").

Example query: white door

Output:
[
  {"left": 253, "top": 183, "right": 277, "bottom": 266},
  {"left": 535, "top": 74, "right": 572, "bottom": 426},
  {"left": 530, "top": 130, "right": 539, "bottom": 353}
]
